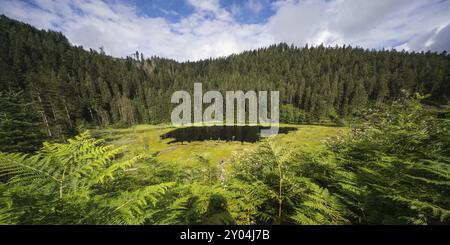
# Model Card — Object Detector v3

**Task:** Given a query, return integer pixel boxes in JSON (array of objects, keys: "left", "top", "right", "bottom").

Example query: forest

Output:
[{"left": 0, "top": 15, "right": 449, "bottom": 225}]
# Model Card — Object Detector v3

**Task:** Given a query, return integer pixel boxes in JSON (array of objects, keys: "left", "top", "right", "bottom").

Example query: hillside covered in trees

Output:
[{"left": 0, "top": 14, "right": 449, "bottom": 152}]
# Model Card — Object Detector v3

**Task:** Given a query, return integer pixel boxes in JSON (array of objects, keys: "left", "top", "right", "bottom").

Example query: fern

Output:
[
  {"left": 86, "top": 182, "right": 175, "bottom": 225},
  {"left": 291, "top": 179, "right": 349, "bottom": 225},
  {"left": 0, "top": 131, "right": 174, "bottom": 224},
  {"left": 0, "top": 132, "right": 131, "bottom": 197}
]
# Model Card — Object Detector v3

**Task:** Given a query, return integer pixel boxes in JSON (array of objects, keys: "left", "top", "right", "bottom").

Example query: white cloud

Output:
[
  {"left": 186, "top": 0, "right": 233, "bottom": 22},
  {"left": 267, "top": 0, "right": 450, "bottom": 52},
  {"left": 245, "top": 0, "right": 264, "bottom": 14},
  {"left": 0, "top": 0, "right": 449, "bottom": 61}
]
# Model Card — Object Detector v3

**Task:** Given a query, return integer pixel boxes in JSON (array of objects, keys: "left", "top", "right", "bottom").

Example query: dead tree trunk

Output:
[
  {"left": 37, "top": 94, "right": 52, "bottom": 137},
  {"left": 40, "top": 110, "right": 52, "bottom": 137},
  {"left": 63, "top": 100, "right": 73, "bottom": 128}
]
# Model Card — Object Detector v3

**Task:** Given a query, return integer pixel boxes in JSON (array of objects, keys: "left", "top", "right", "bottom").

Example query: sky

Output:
[{"left": 1, "top": 0, "right": 450, "bottom": 61}]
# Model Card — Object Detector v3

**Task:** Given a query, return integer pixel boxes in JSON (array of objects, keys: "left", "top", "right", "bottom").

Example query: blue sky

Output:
[
  {"left": 129, "top": 0, "right": 276, "bottom": 24},
  {"left": 1, "top": 0, "right": 449, "bottom": 61}
]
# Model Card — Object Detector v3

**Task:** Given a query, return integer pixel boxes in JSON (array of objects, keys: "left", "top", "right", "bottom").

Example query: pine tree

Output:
[{"left": 0, "top": 90, "right": 45, "bottom": 152}]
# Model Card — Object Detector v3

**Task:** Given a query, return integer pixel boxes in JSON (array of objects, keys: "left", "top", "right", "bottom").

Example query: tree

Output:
[{"left": 0, "top": 90, "right": 45, "bottom": 152}]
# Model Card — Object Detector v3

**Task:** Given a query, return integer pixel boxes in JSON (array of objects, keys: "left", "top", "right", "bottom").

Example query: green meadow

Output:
[{"left": 92, "top": 124, "right": 347, "bottom": 165}]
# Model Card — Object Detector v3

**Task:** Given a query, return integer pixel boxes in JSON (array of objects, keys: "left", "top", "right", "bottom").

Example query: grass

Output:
[{"left": 93, "top": 124, "right": 347, "bottom": 166}]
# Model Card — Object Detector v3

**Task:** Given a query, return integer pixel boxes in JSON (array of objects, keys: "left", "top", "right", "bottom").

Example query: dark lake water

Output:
[{"left": 161, "top": 126, "right": 297, "bottom": 143}]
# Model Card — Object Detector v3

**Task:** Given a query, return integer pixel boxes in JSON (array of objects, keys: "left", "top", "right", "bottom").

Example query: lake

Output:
[{"left": 161, "top": 125, "right": 297, "bottom": 143}]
